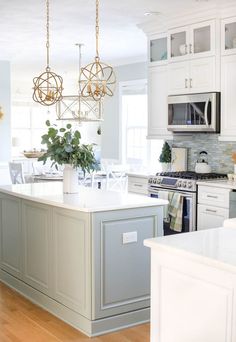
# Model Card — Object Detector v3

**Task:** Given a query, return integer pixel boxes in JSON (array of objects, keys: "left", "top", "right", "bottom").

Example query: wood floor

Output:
[{"left": 0, "top": 282, "right": 150, "bottom": 342}]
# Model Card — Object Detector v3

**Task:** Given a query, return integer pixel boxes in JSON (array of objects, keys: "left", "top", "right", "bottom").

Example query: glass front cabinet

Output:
[
  {"left": 168, "top": 20, "right": 216, "bottom": 61},
  {"left": 222, "top": 17, "right": 236, "bottom": 55},
  {"left": 149, "top": 34, "right": 168, "bottom": 65}
]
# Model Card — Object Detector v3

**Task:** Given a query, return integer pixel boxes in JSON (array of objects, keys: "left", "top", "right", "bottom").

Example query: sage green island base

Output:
[{"left": 0, "top": 183, "right": 166, "bottom": 336}]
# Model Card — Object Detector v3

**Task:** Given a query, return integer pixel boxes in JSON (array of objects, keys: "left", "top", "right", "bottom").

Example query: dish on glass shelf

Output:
[{"left": 23, "top": 150, "right": 46, "bottom": 158}]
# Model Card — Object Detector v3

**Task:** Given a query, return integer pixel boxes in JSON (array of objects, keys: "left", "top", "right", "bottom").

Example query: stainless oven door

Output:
[
  {"left": 148, "top": 188, "right": 196, "bottom": 235},
  {"left": 167, "top": 92, "right": 219, "bottom": 132}
]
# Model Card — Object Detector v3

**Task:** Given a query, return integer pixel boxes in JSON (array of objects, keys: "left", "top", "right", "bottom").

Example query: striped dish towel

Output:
[{"left": 168, "top": 192, "right": 183, "bottom": 232}]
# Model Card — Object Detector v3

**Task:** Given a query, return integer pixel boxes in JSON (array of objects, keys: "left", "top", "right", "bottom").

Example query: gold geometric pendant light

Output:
[
  {"left": 79, "top": 0, "right": 116, "bottom": 102},
  {"left": 33, "top": 0, "right": 63, "bottom": 106},
  {"left": 56, "top": 44, "right": 103, "bottom": 122}
]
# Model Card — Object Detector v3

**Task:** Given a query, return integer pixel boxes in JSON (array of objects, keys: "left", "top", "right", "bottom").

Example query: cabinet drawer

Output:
[
  {"left": 128, "top": 177, "right": 148, "bottom": 195},
  {"left": 197, "top": 204, "right": 229, "bottom": 230},
  {"left": 198, "top": 186, "right": 231, "bottom": 208}
]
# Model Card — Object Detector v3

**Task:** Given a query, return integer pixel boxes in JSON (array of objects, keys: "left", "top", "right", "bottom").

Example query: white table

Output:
[{"left": 145, "top": 227, "right": 236, "bottom": 342}]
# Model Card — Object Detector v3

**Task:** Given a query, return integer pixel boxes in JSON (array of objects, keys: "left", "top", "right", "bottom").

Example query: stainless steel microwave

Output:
[{"left": 167, "top": 92, "right": 220, "bottom": 133}]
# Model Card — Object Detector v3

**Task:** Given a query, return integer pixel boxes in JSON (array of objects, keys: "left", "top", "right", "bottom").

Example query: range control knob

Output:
[
  {"left": 148, "top": 178, "right": 152, "bottom": 184},
  {"left": 188, "top": 182, "right": 193, "bottom": 189},
  {"left": 153, "top": 178, "right": 157, "bottom": 184},
  {"left": 182, "top": 181, "right": 187, "bottom": 188},
  {"left": 177, "top": 181, "right": 182, "bottom": 188},
  {"left": 157, "top": 178, "right": 161, "bottom": 184}
]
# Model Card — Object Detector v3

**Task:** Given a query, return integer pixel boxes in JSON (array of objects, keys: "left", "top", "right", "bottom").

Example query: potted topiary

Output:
[
  {"left": 38, "top": 120, "right": 96, "bottom": 194},
  {"left": 159, "top": 142, "right": 172, "bottom": 172}
]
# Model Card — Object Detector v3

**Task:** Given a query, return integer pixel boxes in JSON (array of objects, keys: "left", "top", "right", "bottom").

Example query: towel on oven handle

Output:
[
  {"left": 157, "top": 191, "right": 171, "bottom": 222},
  {"left": 168, "top": 192, "right": 183, "bottom": 232}
]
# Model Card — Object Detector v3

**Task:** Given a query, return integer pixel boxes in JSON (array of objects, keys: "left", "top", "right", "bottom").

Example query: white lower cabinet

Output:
[
  {"left": 197, "top": 185, "right": 233, "bottom": 230},
  {"left": 128, "top": 175, "right": 148, "bottom": 195},
  {"left": 0, "top": 194, "right": 22, "bottom": 279},
  {"left": 197, "top": 204, "right": 228, "bottom": 230}
]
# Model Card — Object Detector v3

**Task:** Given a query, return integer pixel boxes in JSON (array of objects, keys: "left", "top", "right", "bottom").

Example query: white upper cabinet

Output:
[
  {"left": 167, "top": 20, "right": 219, "bottom": 95},
  {"left": 221, "top": 17, "right": 236, "bottom": 56},
  {"left": 168, "top": 56, "right": 217, "bottom": 95},
  {"left": 148, "top": 65, "right": 172, "bottom": 139},
  {"left": 220, "top": 54, "right": 236, "bottom": 140},
  {"left": 168, "top": 20, "right": 216, "bottom": 61},
  {"left": 149, "top": 33, "right": 168, "bottom": 66}
]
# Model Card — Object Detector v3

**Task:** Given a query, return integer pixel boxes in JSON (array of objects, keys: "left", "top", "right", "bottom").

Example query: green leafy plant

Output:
[
  {"left": 38, "top": 120, "right": 96, "bottom": 173},
  {"left": 159, "top": 142, "right": 171, "bottom": 163}
]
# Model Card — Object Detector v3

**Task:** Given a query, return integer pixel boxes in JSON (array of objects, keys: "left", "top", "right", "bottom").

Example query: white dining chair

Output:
[{"left": 9, "top": 162, "right": 25, "bottom": 184}]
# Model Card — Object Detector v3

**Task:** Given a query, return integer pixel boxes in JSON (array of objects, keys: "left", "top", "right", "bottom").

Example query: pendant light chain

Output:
[
  {"left": 46, "top": 0, "right": 50, "bottom": 70},
  {"left": 95, "top": 0, "right": 99, "bottom": 59},
  {"left": 79, "top": 0, "right": 116, "bottom": 101},
  {"left": 32, "top": 0, "right": 63, "bottom": 106}
]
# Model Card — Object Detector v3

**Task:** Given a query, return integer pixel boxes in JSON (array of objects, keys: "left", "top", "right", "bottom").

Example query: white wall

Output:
[
  {"left": 101, "top": 62, "right": 147, "bottom": 161},
  {"left": 0, "top": 61, "right": 11, "bottom": 161}
]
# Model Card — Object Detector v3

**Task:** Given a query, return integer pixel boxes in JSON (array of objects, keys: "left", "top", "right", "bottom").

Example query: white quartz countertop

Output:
[
  {"left": 197, "top": 179, "right": 236, "bottom": 189},
  {"left": 0, "top": 182, "right": 168, "bottom": 213},
  {"left": 144, "top": 227, "right": 236, "bottom": 273},
  {"left": 127, "top": 172, "right": 153, "bottom": 179}
]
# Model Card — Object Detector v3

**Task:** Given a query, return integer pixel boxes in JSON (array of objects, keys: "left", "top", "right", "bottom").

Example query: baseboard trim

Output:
[{"left": 0, "top": 270, "right": 150, "bottom": 337}]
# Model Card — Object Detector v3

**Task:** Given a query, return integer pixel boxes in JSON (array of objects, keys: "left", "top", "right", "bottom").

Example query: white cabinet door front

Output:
[
  {"left": 148, "top": 65, "right": 172, "bottom": 139},
  {"left": 168, "top": 61, "right": 189, "bottom": 95},
  {"left": 220, "top": 55, "right": 236, "bottom": 139},
  {"left": 190, "top": 57, "right": 217, "bottom": 93},
  {"left": 197, "top": 204, "right": 228, "bottom": 230}
]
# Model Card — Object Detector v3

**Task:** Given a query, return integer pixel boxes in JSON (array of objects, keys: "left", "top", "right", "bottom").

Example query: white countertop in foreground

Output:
[
  {"left": 0, "top": 182, "right": 168, "bottom": 213},
  {"left": 144, "top": 227, "right": 236, "bottom": 273}
]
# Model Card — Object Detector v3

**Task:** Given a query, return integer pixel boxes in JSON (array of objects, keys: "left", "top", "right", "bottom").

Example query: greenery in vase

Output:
[
  {"left": 38, "top": 120, "right": 96, "bottom": 173},
  {"left": 159, "top": 142, "right": 171, "bottom": 163}
]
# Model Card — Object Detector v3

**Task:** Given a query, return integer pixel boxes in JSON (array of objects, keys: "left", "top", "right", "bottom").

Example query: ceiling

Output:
[{"left": 0, "top": 0, "right": 234, "bottom": 76}]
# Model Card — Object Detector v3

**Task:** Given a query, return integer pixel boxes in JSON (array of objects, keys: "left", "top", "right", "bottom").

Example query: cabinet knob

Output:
[
  {"left": 189, "top": 44, "right": 193, "bottom": 54},
  {"left": 189, "top": 78, "right": 193, "bottom": 88},
  {"left": 185, "top": 78, "right": 188, "bottom": 88}
]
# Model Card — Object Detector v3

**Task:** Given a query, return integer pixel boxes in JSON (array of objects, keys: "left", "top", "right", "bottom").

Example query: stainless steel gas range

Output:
[{"left": 148, "top": 171, "right": 227, "bottom": 235}]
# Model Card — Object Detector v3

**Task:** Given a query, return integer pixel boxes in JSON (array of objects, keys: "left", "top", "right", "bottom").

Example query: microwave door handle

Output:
[{"left": 204, "top": 99, "right": 210, "bottom": 126}]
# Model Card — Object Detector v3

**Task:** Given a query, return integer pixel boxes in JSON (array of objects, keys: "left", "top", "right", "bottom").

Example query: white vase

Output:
[
  {"left": 63, "top": 164, "right": 78, "bottom": 194},
  {"left": 161, "top": 162, "right": 171, "bottom": 172}
]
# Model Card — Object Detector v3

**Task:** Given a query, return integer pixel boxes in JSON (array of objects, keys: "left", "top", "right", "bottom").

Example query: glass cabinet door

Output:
[
  {"left": 225, "top": 21, "right": 236, "bottom": 51},
  {"left": 192, "top": 25, "right": 211, "bottom": 54},
  {"left": 170, "top": 31, "right": 188, "bottom": 58},
  {"left": 150, "top": 37, "right": 167, "bottom": 63}
]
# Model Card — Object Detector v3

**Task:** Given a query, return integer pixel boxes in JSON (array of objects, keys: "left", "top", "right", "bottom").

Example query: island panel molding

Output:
[
  {"left": 0, "top": 194, "right": 22, "bottom": 280},
  {"left": 0, "top": 184, "right": 166, "bottom": 336},
  {"left": 92, "top": 208, "right": 162, "bottom": 319},
  {"left": 22, "top": 200, "right": 52, "bottom": 296}
]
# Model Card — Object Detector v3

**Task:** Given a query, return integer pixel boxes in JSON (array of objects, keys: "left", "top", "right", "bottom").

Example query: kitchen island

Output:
[
  {"left": 145, "top": 227, "right": 236, "bottom": 342},
  {"left": 0, "top": 182, "right": 167, "bottom": 336}
]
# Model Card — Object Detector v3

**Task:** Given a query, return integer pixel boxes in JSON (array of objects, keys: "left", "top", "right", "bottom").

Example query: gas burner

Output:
[{"left": 156, "top": 171, "right": 227, "bottom": 180}]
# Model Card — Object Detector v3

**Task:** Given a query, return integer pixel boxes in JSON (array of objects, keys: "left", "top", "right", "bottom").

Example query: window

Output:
[
  {"left": 121, "top": 80, "right": 163, "bottom": 173},
  {"left": 11, "top": 103, "right": 57, "bottom": 156}
]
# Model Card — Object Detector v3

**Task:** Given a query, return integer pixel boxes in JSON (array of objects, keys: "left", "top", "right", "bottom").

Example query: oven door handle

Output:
[
  {"left": 204, "top": 98, "right": 210, "bottom": 127},
  {"left": 148, "top": 188, "right": 194, "bottom": 198}
]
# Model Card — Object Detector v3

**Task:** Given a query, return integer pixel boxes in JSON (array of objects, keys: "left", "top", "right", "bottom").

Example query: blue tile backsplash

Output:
[{"left": 167, "top": 134, "right": 236, "bottom": 174}]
